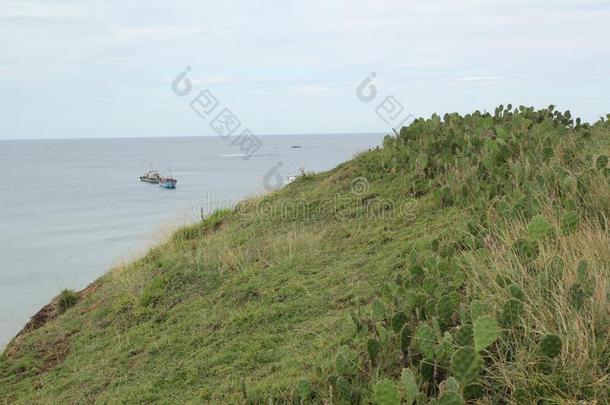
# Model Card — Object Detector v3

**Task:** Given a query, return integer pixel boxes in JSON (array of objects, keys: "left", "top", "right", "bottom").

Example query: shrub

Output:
[{"left": 57, "top": 289, "right": 79, "bottom": 314}]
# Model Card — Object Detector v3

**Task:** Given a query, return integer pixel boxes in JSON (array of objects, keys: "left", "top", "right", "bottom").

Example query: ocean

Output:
[{"left": 0, "top": 133, "right": 384, "bottom": 348}]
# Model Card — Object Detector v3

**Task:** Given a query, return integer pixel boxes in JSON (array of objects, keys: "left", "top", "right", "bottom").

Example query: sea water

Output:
[{"left": 0, "top": 133, "right": 384, "bottom": 347}]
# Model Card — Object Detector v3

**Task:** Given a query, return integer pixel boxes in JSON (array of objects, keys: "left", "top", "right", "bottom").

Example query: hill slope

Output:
[{"left": 2, "top": 106, "right": 610, "bottom": 404}]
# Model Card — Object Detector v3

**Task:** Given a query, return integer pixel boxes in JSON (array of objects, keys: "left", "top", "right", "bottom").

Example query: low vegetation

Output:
[{"left": 1, "top": 106, "right": 609, "bottom": 403}]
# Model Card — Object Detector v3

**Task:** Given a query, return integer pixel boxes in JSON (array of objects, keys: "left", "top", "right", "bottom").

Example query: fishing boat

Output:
[
  {"left": 159, "top": 176, "right": 177, "bottom": 189},
  {"left": 139, "top": 170, "right": 161, "bottom": 183}
]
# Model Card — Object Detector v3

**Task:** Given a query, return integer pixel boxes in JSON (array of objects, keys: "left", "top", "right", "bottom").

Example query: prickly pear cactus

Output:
[
  {"left": 414, "top": 323, "right": 437, "bottom": 358},
  {"left": 296, "top": 378, "right": 311, "bottom": 401},
  {"left": 596, "top": 154, "right": 608, "bottom": 170},
  {"left": 435, "top": 332, "right": 454, "bottom": 365},
  {"left": 438, "top": 391, "right": 465, "bottom": 405},
  {"left": 374, "top": 379, "right": 400, "bottom": 405},
  {"left": 391, "top": 311, "right": 408, "bottom": 333},
  {"left": 443, "top": 376, "right": 460, "bottom": 393},
  {"left": 500, "top": 298, "right": 524, "bottom": 327},
  {"left": 470, "top": 300, "right": 492, "bottom": 321},
  {"left": 455, "top": 324, "right": 474, "bottom": 347},
  {"left": 513, "top": 239, "right": 540, "bottom": 263},
  {"left": 372, "top": 298, "right": 386, "bottom": 321},
  {"left": 528, "top": 215, "right": 552, "bottom": 241},
  {"left": 473, "top": 316, "right": 499, "bottom": 352},
  {"left": 401, "top": 368, "right": 418, "bottom": 405},
  {"left": 335, "top": 346, "right": 355, "bottom": 376},
  {"left": 336, "top": 377, "right": 351, "bottom": 401},
  {"left": 507, "top": 284, "right": 525, "bottom": 301},
  {"left": 436, "top": 292, "right": 460, "bottom": 324},
  {"left": 367, "top": 338, "right": 381, "bottom": 362},
  {"left": 400, "top": 325, "right": 411, "bottom": 353},
  {"left": 561, "top": 210, "right": 580, "bottom": 235},
  {"left": 451, "top": 346, "right": 482, "bottom": 386},
  {"left": 540, "top": 334, "right": 562, "bottom": 358}
]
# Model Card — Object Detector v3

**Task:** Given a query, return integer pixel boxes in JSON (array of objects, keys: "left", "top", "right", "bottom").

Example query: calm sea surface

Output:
[{"left": 0, "top": 134, "right": 384, "bottom": 348}]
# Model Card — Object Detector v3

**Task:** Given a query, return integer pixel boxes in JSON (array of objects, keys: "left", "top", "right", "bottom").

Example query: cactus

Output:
[
  {"left": 576, "top": 259, "right": 588, "bottom": 282},
  {"left": 438, "top": 391, "right": 465, "bottom": 405},
  {"left": 401, "top": 368, "right": 418, "bottom": 405},
  {"left": 596, "top": 155, "right": 609, "bottom": 170},
  {"left": 390, "top": 311, "right": 408, "bottom": 333},
  {"left": 336, "top": 377, "right": 351, "bottom": 401},
  {"left": 512, "top": 239, "right": 539, "bottom": 263},
  {"left": 455, "top": 324, "right": 474, "bottom": 347},
  {"left": 424, "top": 298, "right": 437, "bottom": 318},
  {"left": 296, "top": 378, "right": 311, "bottom": 401},
  {"left": 350, "top": 309, "right": 363, "bottom": 332},
  {"left": 540, "top": 334, "right": 562, "bottom": 358},
  {"left": 451, "top": 347, "right": 482, "bottom": 386},
  {"left": 372, "top": 299, "right": 386, "bottom": 320},
  {"left": 547, "top": 256, "right": 564, "bottom": 278},
  {"left": 335, "top": 346, "right": 355, "bottom": 376},
  {"left": 367, "top": 338, "right": 381, "bottom": 362},
  {"left": 374, "top": 379, "right": 400, "bottom": 405},
  {"left": 409, "top": 264, "right": 425, "bottom": 283},
  {"left": 470, "top": 300, "right": 492, "bottom": 322},
  {"left": 377, "top": 322, "right": 389, "bottom": 344},
  {"left": 436, "top": 292, "right": 459, "bottom": 324},
  {"left": 400, "top": 324, "right": 411, "bottom": 353},
  {"left": 463, "top": 383, "right": 484, "bottom": 401},
  {"left": 561, "top": 211, "right": 580, "bottom": 235},
  {"left": 569, "top": 283, "right": 587, "bottom": 309},
  {"left": 414, "top": 323, "right": 436, "bottom": 358},
  {"left": 473, "top": 316, "right": 499, "bottom": 352},
  {"left": 435, "top": 332, "right": 454, "bottom": 365},
  {"left": 528, "top": 215, "right": 552, "bottom": 241},
  {"left": 422, "top": 277, "right": 437, "bottom": 294},
  {"left": 419, "top": 358, "right": 435, "bottom": 382},
  {"left": 500, "top": 298, "right": 524, "bottom": 327},
  {"left": 507, "top": 284, "right": 525, "bottom": 301},
  {"left": 444, "top": 376, "right": 460, "bottom": 393}
]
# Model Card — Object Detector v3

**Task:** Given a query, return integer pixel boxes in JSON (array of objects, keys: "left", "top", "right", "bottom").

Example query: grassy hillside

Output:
[{"left": 1, "top": 106, "right": 609, "bottom": 404}]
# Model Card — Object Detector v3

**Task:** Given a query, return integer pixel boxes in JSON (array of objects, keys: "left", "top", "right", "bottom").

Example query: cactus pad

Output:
[
  {"left": 470, "top": 299, "right": 492, "bottom": 321},
  {"left": 455, "top": 324, "right": 474, "bottom": 347},
  {"left": 296, "top": 378, "right": 311, "bottom": 401},
  {"left": 528, "top": 215, "right": 552, "bottom": 241},
  {"left": 596, "top": 155, "right": 608, "bottom": 170},
  {"left": 561, "top": 211, "right": 580, "bottom": 235},
  {"left": 438, "top": 391, "right": 465, "bottom": 405},
  {"left": 451, "top": 346, "right": 482, "bottom": 386},
  {"left": 414, "top": 323, "right": 437, "bottom": 358},
  {"left": 390, "top": 311, "right": 407, "bottom": 332},
  {"left": 513, "top": 239, "right": 540, "bottom": 263},
  {"left": 473, "top": 316, "right": 499, "bottom": 352},
  {"left": 540, "top": 334, "right": 562, "bottom": 358},
  {"left": 374, "top": 379, "right": 400, "bottom": 405},
  {"left": 372, "top": 299, "right": 386, "bottom": 320},
  {"left": 401, "top": 368, "right": 418, "bottom": 405},
  {"left": 500, "top": 298, "right": 524, "bottom": 327},
  {"left": 507, "top": 284, "right": 525, "bottom": 301},
  {"left": 367, "top": 338, "right": 381, "bottom": 362}
]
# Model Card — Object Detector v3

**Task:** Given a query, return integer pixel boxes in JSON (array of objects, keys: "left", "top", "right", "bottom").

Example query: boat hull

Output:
[{"left": 159, "top": 180, "right": 177, "bottom": 189}]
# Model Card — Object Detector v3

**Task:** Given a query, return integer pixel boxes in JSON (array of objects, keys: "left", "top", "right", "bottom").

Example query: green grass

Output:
[{"left": 1, "top": 106, "right": 609, "bottom": 403}]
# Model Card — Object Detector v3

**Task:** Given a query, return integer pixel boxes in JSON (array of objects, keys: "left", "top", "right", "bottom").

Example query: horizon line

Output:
[{"left": 0, "top": 131, "right": 389, "bottom": 142}]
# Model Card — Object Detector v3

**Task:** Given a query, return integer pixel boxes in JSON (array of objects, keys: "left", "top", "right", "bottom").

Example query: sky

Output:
[{"left": 1, "top": 0, "right": 609, "bottom": 140}]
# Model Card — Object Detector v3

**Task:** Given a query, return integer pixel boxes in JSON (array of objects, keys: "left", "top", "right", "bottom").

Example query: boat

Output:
[
  {"left": 139, "top": 170, "right": 161, "bottom": 183},
  {"left": 159, "top": 176, "right": 177, "bottom": 189}
]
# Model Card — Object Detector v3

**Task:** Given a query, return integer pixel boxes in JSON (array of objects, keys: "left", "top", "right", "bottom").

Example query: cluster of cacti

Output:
[{"left": 301, "top": 106, "right": 609, "bottom": 404}]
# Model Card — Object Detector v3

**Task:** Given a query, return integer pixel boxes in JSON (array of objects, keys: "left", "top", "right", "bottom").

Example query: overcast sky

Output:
[{"left": 1, "top": 0, "right": 609, "bottom": 139}]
